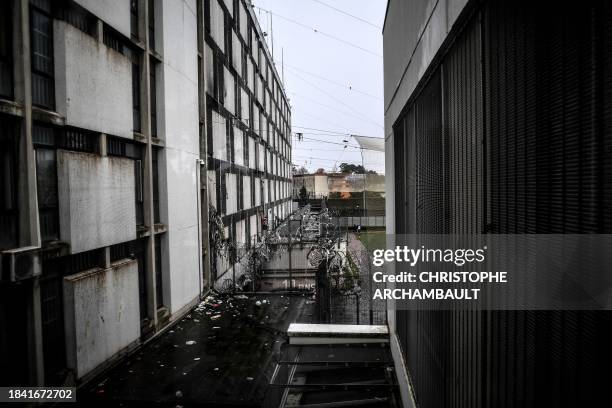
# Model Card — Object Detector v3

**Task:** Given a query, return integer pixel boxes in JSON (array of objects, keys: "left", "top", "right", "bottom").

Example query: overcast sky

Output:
[{"left": 252, "top": 0, "right": 387, "bottom": 173}]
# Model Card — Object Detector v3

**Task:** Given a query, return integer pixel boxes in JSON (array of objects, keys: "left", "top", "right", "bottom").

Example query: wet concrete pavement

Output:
[{"left": 74, "top": 293, "right": 315, "bottom": 407}]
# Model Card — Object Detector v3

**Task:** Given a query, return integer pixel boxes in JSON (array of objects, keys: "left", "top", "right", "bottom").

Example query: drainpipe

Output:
[{"left": 196, "top": 159, "right": 205, "bottom": 300}]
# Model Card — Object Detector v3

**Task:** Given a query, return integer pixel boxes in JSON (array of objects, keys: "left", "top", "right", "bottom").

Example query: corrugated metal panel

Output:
[
  {"left": 484, "top": 1, "right": 611, "bottom": 407},
  {"left": 392, "top": 1, "right": 612, "bottom": 406},
  {"left": 415, "top": 70, "right": 446, "bottom": 234}
]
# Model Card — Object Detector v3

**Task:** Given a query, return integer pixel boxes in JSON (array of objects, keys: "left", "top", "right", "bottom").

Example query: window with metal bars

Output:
[
  {"left": 130, "top": 0, "right": 138, "bottom": 39},
  {"left": 107, "top": 135, "right": 145, "bottom": 226},
  {"left": 154, "top": 234, "right": 163, "bottom": 308},
  {"left": 148, "top": 0, "right": 155, "bottom": 50},
  {"left": 54, "top": 0, "right": 97, "bottom": 37},
  {"left": 30, "top": 0, "right": 55, "bottom": 109},
  {"left": 0, "top": 3, "right": 13, "bottom": 99},
  {"left": 150, "top": 57, "right": 157, "bottom": 137},
  {"left": 33, "top": 125, "right": 99, "bottom": 153},
  {"left": 152, "top": 147, "right": 161, "bottom": 223},
  {"left": 0, "top": 118, "right": 18, "bottom": 250},
  {"left": 33, "top": 125, "right": 59, "bottom": 242},
  {"left": 132, "top": 62, "right": 141, "bottom": 133}
]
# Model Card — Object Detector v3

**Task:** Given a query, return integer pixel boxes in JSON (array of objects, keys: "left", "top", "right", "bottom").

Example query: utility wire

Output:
[
  {"left": 293, "top": 125, "right": 381, "bottom": 138},
  {"left": 293, "top": 135, "right": 360, "bottom": 148},
  {"left": 252, "top": 5, "right": 382, "bottom": 58},
  {"left": 293, "top": 155, "right": 361, "bottom": 163},
  {"left": 287, "top": 70, "right": 384, "bottom": 128},
  {"left": 281, "top": 63, "right": 381, "bottom": 101},
  {"left": 291, "top": 91, "right": 382, "bottom": 127},
  {"left": 294, "top": 125, "right": 349, "bottom": 135},
  {"left": 310, "top": 0, "right": 382, "bottom": 29}
]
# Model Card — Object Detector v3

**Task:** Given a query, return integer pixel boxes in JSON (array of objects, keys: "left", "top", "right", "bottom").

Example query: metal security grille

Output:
[
  {"left": 392, "top": 1, "right": 612, "bottom": 407},
  {"left": 483, "top": 1, "right": 612, "bottom": 407},
  {"left": 30, "top": 0, "right": 55, "bottom": 109},
  {"left": 0, "top": 118, "right": 18, "bottom": 251},
  {"left": 415, "top": 71, "right": 446, "bottom": 235},
  {"left": 444, "top": 19, "right": 483, "bottom": 235}
]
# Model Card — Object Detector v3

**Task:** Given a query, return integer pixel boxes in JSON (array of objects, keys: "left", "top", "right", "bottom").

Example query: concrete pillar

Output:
[
  {"left": 26, "top": 279, "right": 45, "bottom": 386},
  {"left": 140, "top": 0, "right": 159, "bottom": 327},
  {"left": 14, "top": 0, "right": 40, "bottom": 249},
  {"left": 197, "top": 0, "right": 212, "bottom": 293},
  {"left": 99, "top": 133, "right": 107, "bottom": 156},
  {"left": 14, "top": 0, "right": 45, "bottom": 386}
]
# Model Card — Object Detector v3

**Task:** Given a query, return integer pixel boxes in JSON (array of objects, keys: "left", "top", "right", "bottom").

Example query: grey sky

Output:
[{"left": 252, "top": 0, "right": 387, "bottom": 173}]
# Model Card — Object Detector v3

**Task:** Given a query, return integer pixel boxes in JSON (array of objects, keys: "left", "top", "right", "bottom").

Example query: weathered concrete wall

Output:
[
  {"left": 54, "top": 21, "right": 133, "bottom": 138},
  {"left": 158, "top": 0, "right": 201, "bottom": 314},
  {"left": 383, "top": 0, "right": 468, "bottom": 134},
  {"left": 73, "top": 0, "right": 131, "bottom": 39},
  {"left": 262, "top": 245, "right": 320, "bottom": 272},
  {"left": 63, "top": 260, "right": 140, "bottom": 380},
  {"left": 383, "top": 2, "right": 469, "bottom": 406},
  {"left": 57, "top": 150, "right": 136, "bottom": 254}
]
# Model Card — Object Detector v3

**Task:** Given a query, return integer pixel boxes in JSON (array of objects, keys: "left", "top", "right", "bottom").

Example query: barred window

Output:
[
  {"left": 30, "top": 0, "right": 55, "bottom": 109},
  {"left": 0, "top": 3, "right": 13, "bottom": 99}
]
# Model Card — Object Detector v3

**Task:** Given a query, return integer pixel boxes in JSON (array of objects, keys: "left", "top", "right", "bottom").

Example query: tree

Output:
[
  {"left": 299, "top": 185, "right": 308, "bottom": 201},
  {"left": 292, "top": 165, "right": 309, "bottom": 175},
  {"left": 339, "top": 163, "right": 366, "bottom": 174}
]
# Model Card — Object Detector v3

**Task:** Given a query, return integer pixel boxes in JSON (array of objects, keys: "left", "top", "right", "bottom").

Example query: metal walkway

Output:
[{"left": 265, "top": 324, "right": 400, "bottom": 408}]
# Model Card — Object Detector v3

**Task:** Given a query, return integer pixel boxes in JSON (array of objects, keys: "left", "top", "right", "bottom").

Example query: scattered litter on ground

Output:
[
  {"left": 246, "top": 377, "right": 254, "bottom": 381},
  {"left": 175, "top": 390, "right": 183, "bottom": 398},
  {"left": 255, "top": 300, "right": 262, "bottom": 306},
  {"left": 194, "top": 358, "right": 200, "bottom": 361},
  {"left": 210, "top": 315, "right": 221, "bottom": 320},
  {"left": 185, "top": 341, "right": 196, "bottom": 345}
]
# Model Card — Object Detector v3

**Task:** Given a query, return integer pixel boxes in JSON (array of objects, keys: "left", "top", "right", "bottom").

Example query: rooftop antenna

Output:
[{"left": 270, "top": 12, "right": 274, "bottom": 60}]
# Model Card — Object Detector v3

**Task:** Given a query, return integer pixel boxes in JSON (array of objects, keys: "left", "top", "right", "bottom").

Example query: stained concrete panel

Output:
[
  {"left": 57, "top": 150, "right": 136, "bottom": 254},
  {"left": 63, "top": 260, "right": 140, "bottom": 379},
  {"left": 54, "top": 21, "right": 133, "bottom": 138}
]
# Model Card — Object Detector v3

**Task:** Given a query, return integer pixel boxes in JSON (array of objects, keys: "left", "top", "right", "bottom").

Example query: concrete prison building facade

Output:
[
  {"left": 384, "top": 0, "right": 612, "bottom": 407},
  {"left": 204, "top": 0, "right": 293, "bottom": 287},
  {"left": 0, "top": 0, "right": 291, "bottom": 387}
]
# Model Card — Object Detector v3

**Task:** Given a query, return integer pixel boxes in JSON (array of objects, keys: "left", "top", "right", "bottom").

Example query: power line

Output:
[
  {"left": 293, "top": 155, "right": 362, "bottom": 163},
  {"left": 293, "top": 125, "right": 381, "bottom": 138},
  {"left": 293, "top": 135, "right": 383, "bottom": 152},
  {"left": 310, "top": 0, "right": 382, "bottom": 29},
  {"left": 294, "top": 125, "right": 349, "bottom": 135},
  {"left": 252, "top": 5, "right": 382, "bottom": 58},
  {"left": 290, "top": 91, "right": 382, "bottom": 128},
  {"left": 287, "top": 70, "right": 384, "bottom": 128},
  {"left": 293, "top": 135, "right": 360, "bottom": 148},
  {"left": 282, "top": 63, "right": 382, "bottom": 101}
]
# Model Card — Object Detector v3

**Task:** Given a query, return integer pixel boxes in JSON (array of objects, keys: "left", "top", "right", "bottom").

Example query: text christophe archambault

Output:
[{"left": 371, "top": 246, "right": 507, "bottom": 300}]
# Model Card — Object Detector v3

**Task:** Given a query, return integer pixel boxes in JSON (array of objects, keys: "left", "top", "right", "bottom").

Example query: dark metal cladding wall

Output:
[
  {"left": 394, "top": 118, "right": 406, "bottom": 234},
  {"left": 392, "top": 0, "right": 612, "bottom": 407},
  {"left": 484, "top": 1, "right": 612, "bottom": 407},
  {"left": 415, "top": 71, "right": 446, "bottom": 235},
  {"left": 443, "top": 16, "right": 483, "bottom": 408}
]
